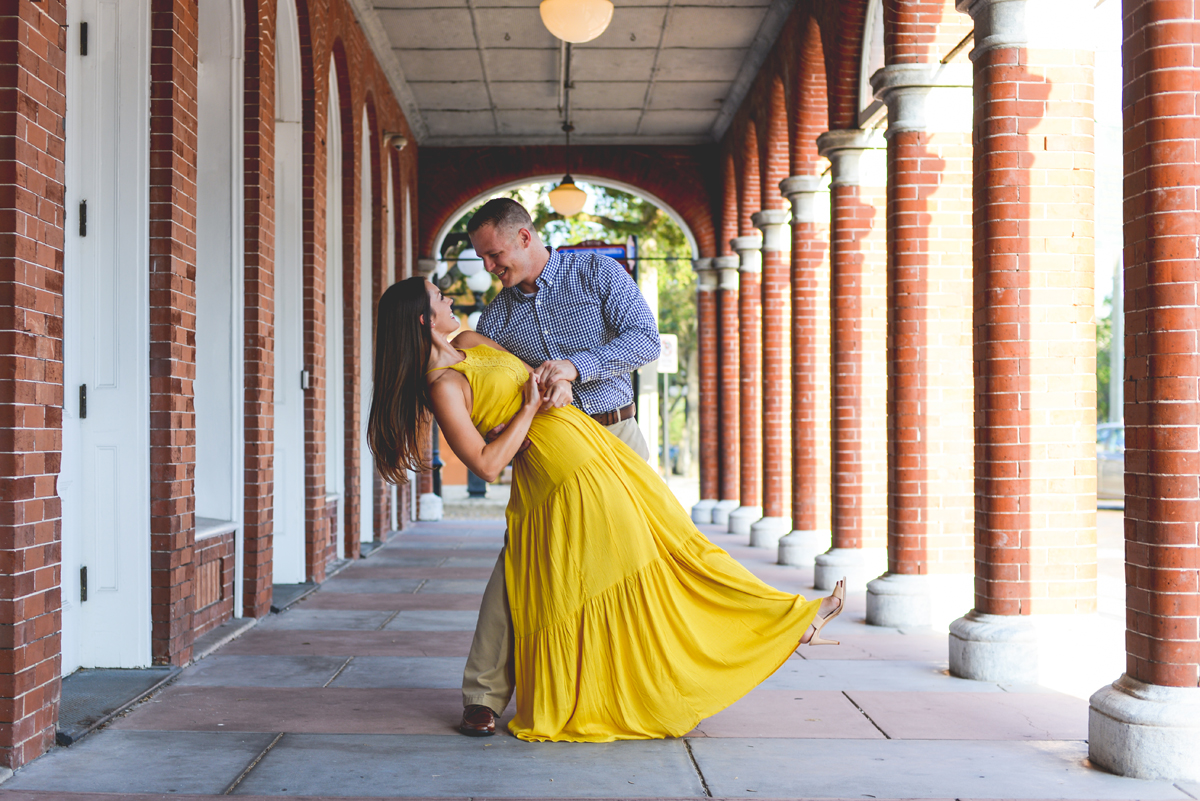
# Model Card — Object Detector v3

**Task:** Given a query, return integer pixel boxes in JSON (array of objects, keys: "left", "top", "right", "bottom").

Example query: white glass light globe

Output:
[
  {"left": 466, "top": 269, "right": 493, "bottom": 294},
  {"left": 539, "top": 0, "right": 614, "bottom": 43},
  {"left": 468, "top": 311, "right": 482, "bottom": 331},
  {"left": 456, "top": 248, "right": 483, "bottom": 276},
  {"left": 549, "top": 177, "right": 588, "bottom": 217}
]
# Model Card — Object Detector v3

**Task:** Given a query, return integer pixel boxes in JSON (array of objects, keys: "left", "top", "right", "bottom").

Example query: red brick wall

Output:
[
  {"left": 1121, "top": 0, "right": 1200, "bottom": 687},
  {"left": 736, "top": 127, "right": 762, "bottom": 514},
  {"left": 192, "top": 533, "right": 236, "bottom": 639},
  {"left": 970, "top": 44, "right": 1096, "bottom": 615},
  {"left": 717, "top": 263, "right": 740, "bottom": 504},
  {"left": 697, "top": 274, "right": 719, "bottom": 503},
  {"left": 416, "top": 145, "right": 719, "bottom": 259},
  {"left": 0, "top": 0, "right": 67, "bottom": 769},
  {"left": 721, "top": 156, "right": 738, "bottom": 257},
  {"left": 243, "top": 0, "right": 278, "bottom": 619},
  {"left": 148, "top": 0, "right": 200, "bottom": 668},
  {"left": 883, "top": 0, "right": 972, "bottom": 64}
]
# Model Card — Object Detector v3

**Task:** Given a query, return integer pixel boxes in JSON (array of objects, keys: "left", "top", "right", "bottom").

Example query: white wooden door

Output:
[
  {"left": 60, "top": 0, "right": 152, "bottom": 672},
  {"left": 272, "top": 0, "right": 306, "bottom": 582},
  {"left": 359, "top": 112, "right": 374, "bottom": 544},
  {"left": 325, "top": 65, "right": 346, "bottom": 559}
]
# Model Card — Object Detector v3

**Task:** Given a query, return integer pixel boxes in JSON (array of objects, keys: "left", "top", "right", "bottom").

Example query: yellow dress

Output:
[{"left": 444, "top": 344, "right": 822, "bottom": 742}]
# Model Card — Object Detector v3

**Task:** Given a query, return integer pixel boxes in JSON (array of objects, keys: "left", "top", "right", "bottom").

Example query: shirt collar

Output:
[{"left": 537, "top": 246, "right": 562, "bottom": 288}]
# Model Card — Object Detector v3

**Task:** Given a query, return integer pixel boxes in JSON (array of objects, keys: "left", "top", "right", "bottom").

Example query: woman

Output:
[{"left": 368, "top": 276, "right": 844, "bottom": 742}]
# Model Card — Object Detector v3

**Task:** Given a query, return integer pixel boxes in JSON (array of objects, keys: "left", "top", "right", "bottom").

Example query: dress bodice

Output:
[{"left": 442, "top": 344, "right": 529, "bottom": 435}]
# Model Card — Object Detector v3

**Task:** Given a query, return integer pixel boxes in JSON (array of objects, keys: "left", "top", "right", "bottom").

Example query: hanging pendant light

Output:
[
  {"left": 539, "top": 0, "right": 613, "bottom": 44},
  {"left": 548, "top": 123, "right": 587, "bottom": 217}
]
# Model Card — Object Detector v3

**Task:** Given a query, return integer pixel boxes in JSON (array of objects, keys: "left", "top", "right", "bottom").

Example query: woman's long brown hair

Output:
[{"left": 368, "top": 276, "right": 436, "bottom": 484}]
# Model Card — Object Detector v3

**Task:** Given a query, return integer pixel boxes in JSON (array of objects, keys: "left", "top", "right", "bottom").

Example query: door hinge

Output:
[
  {"left": 78, "top": 200, "right": 87, "bottom": 237},
  {"left": 80, "top": 566, "right": 88, "bottom": 603},
  {"left": 79, "top": 384, "right": 87, "bottom": 419},
  {"left": 80, "top": 22, "right": 88, "bottom": 56}
]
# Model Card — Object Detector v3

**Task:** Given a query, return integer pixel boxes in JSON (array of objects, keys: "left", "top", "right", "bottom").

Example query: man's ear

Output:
[{"left": 517, "top": 226, "right": 533, "bottom": 248}]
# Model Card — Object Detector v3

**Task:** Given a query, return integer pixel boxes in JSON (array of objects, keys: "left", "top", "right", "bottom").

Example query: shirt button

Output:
[{"left": 543, "top": 330, "right": 548, "bottom": 334}]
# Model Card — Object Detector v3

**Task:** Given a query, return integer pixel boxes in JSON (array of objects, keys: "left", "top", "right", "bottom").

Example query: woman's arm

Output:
[{"left": 428, "top": 370, "right": 541, "bottom": 483}]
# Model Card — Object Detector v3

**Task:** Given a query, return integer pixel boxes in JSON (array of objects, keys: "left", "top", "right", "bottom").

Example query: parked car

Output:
[{"left": 1097, "top": 422, "right": 1124, "bottom": 501}]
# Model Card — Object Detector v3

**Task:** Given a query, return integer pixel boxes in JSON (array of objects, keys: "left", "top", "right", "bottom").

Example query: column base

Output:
[
  {"left": 748, "top": 516, "right": 791, "bottom": 548},
  {"left": 777, "top": 529, "right": 830, "bottom": 567},
  {"left": 814, "top": 547, "right": 878, "bottom": 592},
  {"left": 949, "top": 610, "right": 1038, "bottom": 683},
  {"left": 417, "top": 493, "right": 443, "bottom": 522},
  {"left": 690, "top": 499, "right": 717, "bottom": 524},
  {"left": 1089, "top": 674, "right": 1200, "bottom": 781},
  {"left": 727, "top": 505, "right": 763, "bottom": 536},
  {"left": 711, "top": 499, "right": 740, "bottom": 526},
  {"left": 866, "top": 572, "right": 932, "bottom": 628}
]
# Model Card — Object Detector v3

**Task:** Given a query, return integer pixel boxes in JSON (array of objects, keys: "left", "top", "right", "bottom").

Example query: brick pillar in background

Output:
[
  {"left": 712, "top": 255, "right": 742, "bottom": 526},
  {"left": 778, "top": 176, "right": 833, "bottom": 567},
  {"left": 0, "top": 0, "right": 66, "bottom": 769},
  {"left": 950, "top": 0, "right": 1098, "bottom": 684},
  {"left": 241, "top": 3, "right": 277, "bottom": 619},
  {"left": 149, "top": 0, "right": 200, "bottom": 666},
  {"left": 815, "top": 130, "right": 889, "bottom": 591},
  {"left": 727, "top": 234, "right": 764, "bottom": 537},
  {"left": 866, "top": 60, "right": 975, "bottom": 628},
  {"left": 748, "top": 210, "right": 793, "bottom": 547},
  {"left": 1088, "top": 0, "right": 1200, "bottom": 781},
  {"left": 414, "top": 258, "right": 443, "bottom": 521},
  {"left": 690, "top": 258, "right": 720, "bottom": 523}
]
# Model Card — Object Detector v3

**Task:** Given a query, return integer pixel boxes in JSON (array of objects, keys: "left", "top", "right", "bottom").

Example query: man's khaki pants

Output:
[{"left": 462, "top": 417, "right": 651, "bottom": 713}]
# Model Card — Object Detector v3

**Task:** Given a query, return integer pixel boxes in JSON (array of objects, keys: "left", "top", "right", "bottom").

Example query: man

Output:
[{"left": 458, "top": 197, "right": 660, "bottom": 736}]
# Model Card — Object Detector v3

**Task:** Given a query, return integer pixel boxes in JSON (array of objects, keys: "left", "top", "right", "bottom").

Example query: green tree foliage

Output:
[{"left": 1097, "top": 293, "right": 1112, "bottom": 423}]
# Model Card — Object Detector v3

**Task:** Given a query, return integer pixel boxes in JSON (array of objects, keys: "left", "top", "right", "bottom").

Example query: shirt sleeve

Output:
[{"left": 568, "top": 256, "right": 661, "bottom": 383}]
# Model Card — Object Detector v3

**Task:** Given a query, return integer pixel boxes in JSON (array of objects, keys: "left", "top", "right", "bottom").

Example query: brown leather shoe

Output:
[{"left": 459, "top": 704, "right": 497, "bottom": 736}]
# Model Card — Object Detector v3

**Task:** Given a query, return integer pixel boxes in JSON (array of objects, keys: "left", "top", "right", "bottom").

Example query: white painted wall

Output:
[
  {"left": 359, "top": 110, "right": 375, "bottom": 544},
  {"left": 60, "top": 0, "right": 152, "bottom": 672},
  {"left": 325, "top": 64, "right": 347, "bottom": 559},
  {"left": 272, "top": 0, "right": 306, "bottom": 583}
]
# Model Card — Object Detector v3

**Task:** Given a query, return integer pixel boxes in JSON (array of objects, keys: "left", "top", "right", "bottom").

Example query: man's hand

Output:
[
  {"left": 540, "top": 379, "right": 573, "bottom": 411},
  {"left": 534, "top": 359, "right": 579, "bottom": 387},
  {"left": 484, "top": 423, "right": 531, "bottom": 454}
]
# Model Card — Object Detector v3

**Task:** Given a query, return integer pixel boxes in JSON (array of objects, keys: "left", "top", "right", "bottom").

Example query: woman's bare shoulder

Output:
[{"left": 451, "top": 330, "right": 506, "bottom": 353}]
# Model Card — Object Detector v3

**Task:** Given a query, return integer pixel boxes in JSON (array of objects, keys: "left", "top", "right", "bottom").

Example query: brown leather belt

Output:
[{"left": 590, "top": 403, "right": 636, "bottom": 427}]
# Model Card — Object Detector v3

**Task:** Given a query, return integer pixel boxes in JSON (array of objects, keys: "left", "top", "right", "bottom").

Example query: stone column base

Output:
[
  {"left": 866, "top": 572, "right": 931, "bottom": 628},
  {"left": 1089, "top": 674, "right": 1200, "bottom": 781},
  {"left": 748, "top": 516, "right": 791, "bottom": 548},
  {"left": 711, "top": 499, "right": 740, "bottom": 526},
  {"left": 949, "top": 610, "right": 1038, "bottom": 683},
  {"left": 777, "top": 529, "right": 829, "bottom": 567},
  {"left": 417, "top": 493, "right": 443, "bottom": 521},
  {"left": 690, "top": 499, "right": 717, "bottom": 524},
  {"left": 814, "top": 547, "right": 875, "bottom": 591},
  {"left": 727, "top": 505, "right": 763, "bottom": 536}
]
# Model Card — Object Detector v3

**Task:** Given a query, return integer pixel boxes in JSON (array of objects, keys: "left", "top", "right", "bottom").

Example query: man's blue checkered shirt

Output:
[{"left": 477, "top": 248, "right": 660, "bottom": 417}]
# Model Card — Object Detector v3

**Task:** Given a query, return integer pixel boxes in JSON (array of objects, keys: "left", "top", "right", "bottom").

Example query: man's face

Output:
[{"left": 470, "top": 222, "right": 532, "bottom": 289}]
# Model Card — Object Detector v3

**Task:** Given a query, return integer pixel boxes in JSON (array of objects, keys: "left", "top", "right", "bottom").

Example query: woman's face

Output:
[{"left": 424, "top": 280, "right": 459, "bottom": 336}]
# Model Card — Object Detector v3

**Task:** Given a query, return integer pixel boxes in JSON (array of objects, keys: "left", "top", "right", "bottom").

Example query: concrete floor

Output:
[{"left": 4, "top": 512, "right": 1195, "bottom": 801}]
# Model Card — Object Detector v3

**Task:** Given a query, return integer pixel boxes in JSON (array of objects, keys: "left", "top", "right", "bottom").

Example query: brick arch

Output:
[
  {"left": 721, "top": 153, "right": 738, "bottom": 255},
  {"left": 816, "top": 0, "right": 870, "bottom": 130},
  {"left": 759, "top": 76, "right": 789, "bottom": 210},
  {"left": 883, "top": 0, "right": 972, "bottom": 65},
  {"left": 736, "top": 120, "right": 761, "bottom": 234},
  {"left": 791, "top": 15, "right": 828, "bottom": 177},
  {"left": 417, "top": 145, "right": 720, "bottom": 258}
]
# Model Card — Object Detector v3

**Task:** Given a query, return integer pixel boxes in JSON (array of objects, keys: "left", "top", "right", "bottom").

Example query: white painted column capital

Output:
[
  {"left": 730, "top": 234, "right": 764, "bottom": 273},
  {"left": 713, "top": 255, "right": 740, "bottom": 290},
  {"left": 780, "top": 175, "right": 830, "bottom": 226},
  {"left": 750, "top": 209, "right": 791, "bottom": 252},
  {"left": 870, "top": 63, "right": 972, "bottom": 136},
  {"left": 417, "top": 257, "right": 439, "bottom": 278},
  {"left": 816, "top": 129, "right": 887, "bottom": 187},
  {"left": 955, "top": 0, "right": 1095, "bottom": 56},
  {"left": 693, "top": 257, "right": 719, "bottom": 292}
]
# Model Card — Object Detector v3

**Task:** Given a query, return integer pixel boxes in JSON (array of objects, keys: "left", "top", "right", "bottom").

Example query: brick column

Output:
[
  {"left": 712, "top": 255, "right": 742, "bottom": 525},
  {"left": 1088, "top": 0, "right": 1200, "bottom": 780},
  {"left": 690, "top": 258, "right": 720, "bottom": 523},
  {"left": 950, "top": 0, "right": 1098, "bottom": 684},
  {"left": 0, "top": 0, "right": 66, "bottom": 768},
  {"left": 778, "top": 176, "right": 833, "bottom": 567},
  {"left": 815, "top": 130, "right": 889, "bottom": 591},
  {"left": 727, "top": 234, "right": 764, "bottom": 537},
  {"left": 865, "top": 61, "right": 975, "bottom": 627},
  {"left": 414, "top": 258, "right": 443, "bottom": 521},
  {"left": 748, "top": 210, "right": 793, "bottom": 547}
]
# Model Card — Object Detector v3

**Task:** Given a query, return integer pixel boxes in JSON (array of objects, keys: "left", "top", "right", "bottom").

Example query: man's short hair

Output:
[{"left": 467, "top": 198, "right": 533, "bottom": 237}]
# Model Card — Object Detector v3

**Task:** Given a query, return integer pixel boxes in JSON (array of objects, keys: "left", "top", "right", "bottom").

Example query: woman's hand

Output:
[{"left": 522, "top": 373, "right": 543, "bottom": 411}]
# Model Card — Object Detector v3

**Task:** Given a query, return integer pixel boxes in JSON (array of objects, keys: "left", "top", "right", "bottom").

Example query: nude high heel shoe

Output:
[{"left": 803, "top": 577, "right": 846, "bottom": 646}]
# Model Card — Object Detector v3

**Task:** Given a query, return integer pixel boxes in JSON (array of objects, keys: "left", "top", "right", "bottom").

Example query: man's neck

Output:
[{"left": 516, "top": 245, "right": 552, "bottom": 294}]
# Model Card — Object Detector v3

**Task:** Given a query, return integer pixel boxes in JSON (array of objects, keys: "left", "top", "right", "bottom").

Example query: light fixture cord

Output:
[{"left": 563, "top": 42, "right": 574, "bottom": 179}]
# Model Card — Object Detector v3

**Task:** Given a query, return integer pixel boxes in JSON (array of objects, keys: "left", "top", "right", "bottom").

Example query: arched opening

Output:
[
  {"left": 324, "top": 60, "right": 346, "bottom": 560},
  {"left": 273, "top": 0, "right": 306, "bottom": 583},
  {"left": 60, "top": 0, "right": 153, "bottom": 671},
  {"left": 194, "top": 0, "right": 245, "bottom": 617}
]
